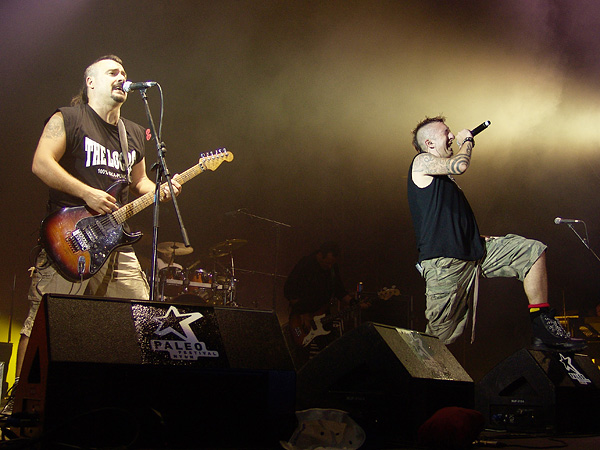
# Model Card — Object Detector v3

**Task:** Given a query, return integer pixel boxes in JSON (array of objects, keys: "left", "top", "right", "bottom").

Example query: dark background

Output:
[{"left": 2, "top": 0, "right": 600, "bottom": 382}]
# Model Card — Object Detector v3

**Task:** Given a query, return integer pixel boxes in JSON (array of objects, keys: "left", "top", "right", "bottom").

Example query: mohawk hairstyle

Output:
[{"left": 411, "top": 115, "right": 446, "bottom": 153}]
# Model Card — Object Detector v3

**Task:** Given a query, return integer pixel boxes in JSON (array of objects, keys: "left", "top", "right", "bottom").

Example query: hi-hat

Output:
[
  {"left": 157, "top": 241, "right": 194, "bottom": 256},
  {"left": 209, "top": 239, "right": 247, "bottom": 257}
]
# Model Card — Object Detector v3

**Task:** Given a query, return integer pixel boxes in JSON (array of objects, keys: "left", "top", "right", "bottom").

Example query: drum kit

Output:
[{"left": 156, "top": 239, "right": 247, "bottom": 306}]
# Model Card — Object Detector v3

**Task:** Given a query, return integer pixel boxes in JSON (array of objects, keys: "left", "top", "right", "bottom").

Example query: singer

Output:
[
  {"left": 5, "top": 55, "right": 182, "bottom": 415},
  {"left": 407, "top": 116, "right": 584, "bottom": 351}
]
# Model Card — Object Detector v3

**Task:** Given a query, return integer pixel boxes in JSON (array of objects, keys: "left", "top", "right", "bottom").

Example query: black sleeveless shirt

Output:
[
  {"left": 47, "top": 104, "right": 146, "bottom": 213},
  {"left": 407, "top": 158, "right": 484, "bottom": 262}
]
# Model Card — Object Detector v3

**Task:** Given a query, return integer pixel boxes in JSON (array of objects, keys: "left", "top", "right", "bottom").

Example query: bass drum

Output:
[{"left": 158, "top": 266, "right": 186, "bottom": 300}]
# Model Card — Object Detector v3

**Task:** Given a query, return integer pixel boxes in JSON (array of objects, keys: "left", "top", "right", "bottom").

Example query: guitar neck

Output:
[
  {"left": 321, "top": 300, "right": 363, "bottom": 326},
  {"left": 112, "top": 162, "right": 203, "bottom": 225}
]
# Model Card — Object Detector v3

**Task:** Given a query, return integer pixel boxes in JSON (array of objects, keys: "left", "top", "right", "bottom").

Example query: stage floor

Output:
[
  {"left": 2, "top": 423, "right": 600, "bottom": 449},
  {"left": 473, "top": 431, "right": 600, "bottom": 449}
]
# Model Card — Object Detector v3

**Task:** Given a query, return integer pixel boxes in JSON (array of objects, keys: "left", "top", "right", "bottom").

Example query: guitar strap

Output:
[{"left": 117, "top": 119, "right": 132, "bottom": 184}]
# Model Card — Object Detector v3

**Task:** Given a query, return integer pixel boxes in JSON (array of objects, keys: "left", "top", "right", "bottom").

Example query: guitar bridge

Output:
[{"left": 68, "top": 229, "right": 91, "bottom": 252}]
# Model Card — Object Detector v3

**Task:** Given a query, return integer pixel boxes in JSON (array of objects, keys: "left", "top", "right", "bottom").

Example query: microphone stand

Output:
[
  {"left": 565, "top": 222, "right": 600, "bottom": 263},
  {"left": 138, "top": 87, "right": 191, "bottom": 302},
  {"left": 237, "top": 209, "right": 291, "bottom": 310}
]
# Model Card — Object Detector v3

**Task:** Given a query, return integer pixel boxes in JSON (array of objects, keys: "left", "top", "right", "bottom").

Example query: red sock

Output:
[{"left": 528, "top": 303, "right": 549, "bottom": 310}]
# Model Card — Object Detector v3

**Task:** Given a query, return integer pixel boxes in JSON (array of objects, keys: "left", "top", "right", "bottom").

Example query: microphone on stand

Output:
[
  {"left": 122, "top": 81, "right": 158, "bottom": 92},
  {"left": 554, "top": 216, "right": 594, "bottom": 256},
  {"left": 554, "top": 217, "right": 583, "bottom": 225}
]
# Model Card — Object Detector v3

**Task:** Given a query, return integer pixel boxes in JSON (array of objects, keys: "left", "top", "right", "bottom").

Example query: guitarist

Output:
[
  {"left": 284, "top": 242, "right": 353, "bottom": 366},
  {"left": 9, "top": 55, "right": 181, "bottom": 410}
]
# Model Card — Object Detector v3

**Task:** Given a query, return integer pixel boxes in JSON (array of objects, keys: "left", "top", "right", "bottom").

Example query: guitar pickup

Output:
[{"left": 83, "top": 226, "right": 99, "bottom": 242}]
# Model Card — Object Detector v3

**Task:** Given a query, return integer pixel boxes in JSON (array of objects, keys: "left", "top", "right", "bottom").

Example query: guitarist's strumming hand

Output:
[
  {"left": 83, "top": 187, "right": 119, "bottom": 215},
  {"left": 289, "top": 298, "right": 316, "bottom": 333},
  {"left": 298, "top": 313, "right": 313, "bottom": 332}
]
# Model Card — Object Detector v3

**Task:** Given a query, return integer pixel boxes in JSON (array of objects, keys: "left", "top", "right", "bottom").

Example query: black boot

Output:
[{"left": 531, "top": 308, "right": 587, "bottom": 351}]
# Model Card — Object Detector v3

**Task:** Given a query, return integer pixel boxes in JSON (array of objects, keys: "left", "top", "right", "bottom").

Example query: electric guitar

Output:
[
  {"left": 289, "top": 287, "right": 400, "bottom": 348},
  {"left": 39, "top": 149, "right": 234, "bottom": 282}
]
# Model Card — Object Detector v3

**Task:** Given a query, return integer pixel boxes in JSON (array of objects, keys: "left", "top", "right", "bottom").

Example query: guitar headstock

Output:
[
  {"left": 199, "top": 148, "right": 234, "bottom": 172},
  {"left": 378, "top": 287, "right": 400, "bottom": 301}
]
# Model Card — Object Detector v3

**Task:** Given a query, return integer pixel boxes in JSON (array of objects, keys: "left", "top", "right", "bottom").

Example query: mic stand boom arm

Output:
[
  {"left": 565, "top": 222, "right": 600, "bottom": 264},
  {"left": 237, "top": 209, "right": 291, "bottom": 311},
  {"left": 138, "top": 86, "right": 191, "bottom": 302}
]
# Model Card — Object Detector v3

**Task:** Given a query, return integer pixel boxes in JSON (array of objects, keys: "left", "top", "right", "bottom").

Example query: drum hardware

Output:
[
  {"left": 207, "top": 238, "right": 246, "bottom": 305},
  {"left": 158, "top": 266, "right": 186, "bottom": 299},
  {"left": 158, "top": 267, "right": 236, "bottom": 305},
  {"left": 227, "top": 210, "right": 291, "bottom": 310},
  {"left": 157, "top": 266, "right": 238, "bottom": 306},
  {"left": 156, "top": 239, "right": 247, "bottom": 305}
]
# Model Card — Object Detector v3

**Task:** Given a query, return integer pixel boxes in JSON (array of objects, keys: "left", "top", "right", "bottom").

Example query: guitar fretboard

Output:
[{"left": 112, "top": 149, "right": 230, "bottom": 225}]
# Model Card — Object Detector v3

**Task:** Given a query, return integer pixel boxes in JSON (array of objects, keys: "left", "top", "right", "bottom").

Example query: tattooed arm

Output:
[
  {"left": 32, "top": 112, "right": 119, "bottom": 214},
  {"left": 413, "top": 142, "right": 473, "bottom": 175},
  {"left": 412, "top": 129, "right": 474, "bottom": 187}
]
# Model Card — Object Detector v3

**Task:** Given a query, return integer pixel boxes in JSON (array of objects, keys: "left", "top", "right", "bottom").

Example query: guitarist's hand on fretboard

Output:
[
  {"left": 347, "top": 293, "right": 372, "bottom": 310},
  {"left": 159, "top": 176, "right": 182, "bottom": 201}
]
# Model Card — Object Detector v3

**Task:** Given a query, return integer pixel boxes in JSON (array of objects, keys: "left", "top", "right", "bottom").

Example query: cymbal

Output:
[
  {"left": 157, "top": 241, "right": 194, "bottom": 256},
  {"left": 209, "top": 239, "right": 247, "bottom": 257}
]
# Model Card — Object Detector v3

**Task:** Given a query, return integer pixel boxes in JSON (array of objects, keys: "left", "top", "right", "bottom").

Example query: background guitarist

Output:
[
  {"left": 284, "top": 241, "right": 354, "bottom": 367},
  {"left": 8, "top": 55, "right": 181, "bottom": 411}
]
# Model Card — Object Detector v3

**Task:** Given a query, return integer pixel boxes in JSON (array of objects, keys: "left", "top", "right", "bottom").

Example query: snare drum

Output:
[{"left": 158, "top": 266, "right": 186, "bottom": 299}]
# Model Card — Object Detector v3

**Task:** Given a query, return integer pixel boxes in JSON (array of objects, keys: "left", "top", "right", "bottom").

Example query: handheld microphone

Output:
[
  {"left": 554, "top": 217, "right": 583, "bottom": 224},
  {"left": 471, "top": 120, "right": 491, "bottom": 136},
  {"left": 122, "top": 81, "right": 158, "bottom": 92}
]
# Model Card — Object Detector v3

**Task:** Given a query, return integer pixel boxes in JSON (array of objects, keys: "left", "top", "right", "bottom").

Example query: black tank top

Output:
[
  {"left": 407, "top": 159, "right": 484, "bottom": 262},
  {"left": 47, "top": 103, "right": 146, "bottom": 213}
]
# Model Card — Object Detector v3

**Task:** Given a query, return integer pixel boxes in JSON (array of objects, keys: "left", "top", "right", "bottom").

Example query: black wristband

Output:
[{"left": 461, "top": 136, "right": 475, "bottom": 147}]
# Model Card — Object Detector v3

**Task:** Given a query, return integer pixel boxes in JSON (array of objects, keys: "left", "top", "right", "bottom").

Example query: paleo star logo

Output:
[
  {"left": 150, "top": 306, "right": 219, "bottom": 360},
  {"left": 559, "top": 353, "right": 591, "bottom": 385}
]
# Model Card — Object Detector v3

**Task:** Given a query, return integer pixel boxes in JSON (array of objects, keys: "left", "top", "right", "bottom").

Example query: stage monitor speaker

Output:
[
  {"left": 296, "top": 322, "right": 474, "bottom": 447},
  {"left": 475, "top": 347, "right": 600, "bottom": 433},
  {"left": 12, "top": 294, "right": 296, "bottom": 449}
]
